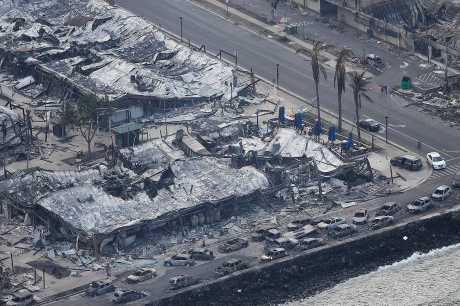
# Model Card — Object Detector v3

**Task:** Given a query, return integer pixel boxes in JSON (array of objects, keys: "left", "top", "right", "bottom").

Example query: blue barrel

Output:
[
  {"left": 279, "top": 106, "right": 285, "bottom": 125},
  {"left": 295, "top": 112, "right": 302, "bottom": 129}
]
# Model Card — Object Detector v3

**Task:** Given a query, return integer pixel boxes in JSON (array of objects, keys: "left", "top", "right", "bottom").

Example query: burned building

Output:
[
  {"left": 0, "top": 158, "right": 269, "bottom": 254},
  {"left": 0, "top": 0, "right": 234, "bottom": 119}
]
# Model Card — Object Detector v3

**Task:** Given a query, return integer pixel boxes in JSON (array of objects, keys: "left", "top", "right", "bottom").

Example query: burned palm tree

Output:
[
  {"left": 349, "top": 71, "right": 373, "bottom": 140},
  {"left": 311, "top": 41, "right": 328, "bottom": 125},
  {"left": 334, "top": 49, "right": 351, "bottom": 133}
]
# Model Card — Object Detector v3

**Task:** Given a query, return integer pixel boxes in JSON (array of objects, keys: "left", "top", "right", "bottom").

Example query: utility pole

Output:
[
  {"left": 276, "top": 64, "right": 279, "bottom": 88},
  {"left": 179, "top": 17, "right": 183, "bottom": 42},
  {"left": 385, "top": 116, "right": 389, "bottom": 143},
  {"left": 226, "top": 0, "right": 229, "bottom": 16}
]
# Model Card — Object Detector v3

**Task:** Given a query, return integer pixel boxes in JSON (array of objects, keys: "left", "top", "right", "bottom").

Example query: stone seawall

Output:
[{"left": 147, "top": 208, "right": 460, "bottom": 306}]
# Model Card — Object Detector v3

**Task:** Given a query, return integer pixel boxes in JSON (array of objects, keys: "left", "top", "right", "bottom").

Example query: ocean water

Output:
[{"left": 282, "top": 243, "right": 460, "bottom": 306}]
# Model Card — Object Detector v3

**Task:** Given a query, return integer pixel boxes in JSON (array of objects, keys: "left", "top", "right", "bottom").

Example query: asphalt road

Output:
[{"left": 117, "top": 0, "right": 460, "bottom": 159}]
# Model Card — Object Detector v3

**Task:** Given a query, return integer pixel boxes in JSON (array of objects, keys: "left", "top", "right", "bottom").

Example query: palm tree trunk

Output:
[
  {"left": 338, "top": 92, "right": 343, "bottom": 132},
  {"left": 354, "top": 93, "right": 361, "bottom": 140},
  {"left": 315, "top": 82, "right": 321, "bottom": 123}
]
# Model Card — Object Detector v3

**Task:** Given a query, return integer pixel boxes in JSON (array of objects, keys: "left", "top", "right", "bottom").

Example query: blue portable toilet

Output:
[
  {"left": 328, "top": 126, "right": 336, "bottom": 142},
  {"left": 346, "top": 132, "right": 353, "bottom": 149},
  {"left": 295, "top": 112, "right": 303, "bottom": 129},
  {"left": 279, "top": 106, "right": 285, "bottom": 125},
  {"left": 313, "top": 120, "right": 322, "bottom": 136}
]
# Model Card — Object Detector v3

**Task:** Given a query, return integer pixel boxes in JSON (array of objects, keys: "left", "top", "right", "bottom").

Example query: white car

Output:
[
  {"left": 426, "top": 152, "right": 446, "bottom": 170},
  {"left": 432, "top": 185, "right": 452, "bottom": 201}
]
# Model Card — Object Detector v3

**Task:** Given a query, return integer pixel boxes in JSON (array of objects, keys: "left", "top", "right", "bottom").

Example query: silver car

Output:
[
  {"left": 164, "top": 254, "right": 196, "bottom": 267},
  {"left": 407, "top": 197, "right": 432, "bottom": 213},
  {"left": 432, "top": 185, "right": 451, "bottom": 201},
  {"left": 86, "top": 280, "right": 115, "bottom": 296},
  {"left": 126, "top": 268, "right": 157, "bottom": 283}
]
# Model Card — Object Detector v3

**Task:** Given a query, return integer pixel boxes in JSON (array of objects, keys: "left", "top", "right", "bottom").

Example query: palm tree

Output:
[
  {"left": 311, "top": 41, "right": 328, "bottom": 125},
  {"left": 349, "top": 71, "right": 373, "bottom": 140},
  {"left": 334, "top": 49, "right": 351, "bottom": 133}
]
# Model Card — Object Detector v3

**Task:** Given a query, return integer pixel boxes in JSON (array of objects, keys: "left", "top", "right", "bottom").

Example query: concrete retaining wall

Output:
[{"left": 146, "top": 208, "right": 460, "bottom": 306}]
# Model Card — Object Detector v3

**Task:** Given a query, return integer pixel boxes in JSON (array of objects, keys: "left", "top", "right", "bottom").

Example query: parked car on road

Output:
[
  {"left": 87, "top": 280, "right": 115, "bottom": 296},
  {"left": 359, "top": 118, "right": 381, "bottom": 132},
  {"left": 164, "top": 254, "right": 195, "bottom": 267},
  {"left": 169, "top": 275, "right": 199, "bottom": 290},
  {"left": 366, "top": 54, "right": 385, "bottom": 69},
  {"left": 407, "top": 197, "right": 432, "bottom": 213},
  {"left": 260, "top": 248, "right": 287, "bottom": 263},
  {"left": 390, "top": 155, "right": 423, "bottom": 171},
  {"left": 218, "top": 237, "right": 249, "bottom": 253},
  {"left": 328, "top": 224, "right": 357, "bottom": 239},
  {"left": 352, "top": 209, "right": 369, "bottom": 225},
  {"left": 376, "top": 202, "right": 400, "bottom": 216},
  {"left": 316, "top": 217, "right": 346, "bottom": 229},
  {"left": 215, "top": 259, "right": 248, "bottom": 276},
  {"left": 112, "top": 289, "right": 145, "bottom": 304},
  {"left": 432, "top": 185, "right": 452, "bottom": 201},
  {"left": 453, "top": 172, "right": 460, "bottom": 188},
  {"left": 126, "top": 267, "right": 157, "bottom": 283},
  {"left": 370, "top": 216, "right": 394, "bottom": 230},
  {"left": 426, "top": 152, "right": 447, "bottom": 170},
  {"left": 299, "top": 238, "right": 324, "bottom": 250},
  {"left": 189, "top": 248, "right": 214, "bottom": 261}
]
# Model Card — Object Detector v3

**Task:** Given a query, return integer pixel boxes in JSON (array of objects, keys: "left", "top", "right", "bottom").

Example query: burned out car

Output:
[
  {"left": 390, "top": 155, "right": 423, "bottom": 171},
  {"left": 215, "top": 259, "right": 248, "bottom": 276},
  {"left": 169, "top": 275, "right": 199, "bottom": 290},
  {"left": 327, "top": 224, "right": 357, "bottom": 239},
  {"left": 218, "top": 237, "right": 249, "bottom": 253},
  {"left": 376, "top": 202, "right": 400, "bottom": 216},
  {"left": 86, "top": 280, "right": 115, "bottom": 296},
  {"left": 164, "top": 254, "right": 196, "bottom": 267},
  {"left": 126, "top": 268, "right": 157, "bottom": 283},
  {"left": 189, "top": 248, "right": 215, "bottom": 261}
]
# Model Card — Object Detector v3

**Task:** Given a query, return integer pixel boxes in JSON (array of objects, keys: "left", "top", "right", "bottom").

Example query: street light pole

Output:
[
  {"left": 385, "top": 115, "right": 389, "bottom": 143},
  {"left": 226, "top": 0, "right": 229, "bottom": 16},
  {"left": 276, "top": 64, "right": 279, "bottom": 88},
  {"left": 179, "top": 16, "right": 183, "bottom": 42}
]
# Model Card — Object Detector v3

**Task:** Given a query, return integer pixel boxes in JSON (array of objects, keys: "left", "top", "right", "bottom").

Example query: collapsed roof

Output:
[
  {"left": 0, "top": 0, "right": 233, "bottom": 101},
  {"left": 119, "top": 138, "right": 185, "bottom": 173},
  {"left": 0, "top": 158, "right": 269, "bottom": 235},
  {"left": 243, "top": 128, "right": 344, "bottom": 174}
]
